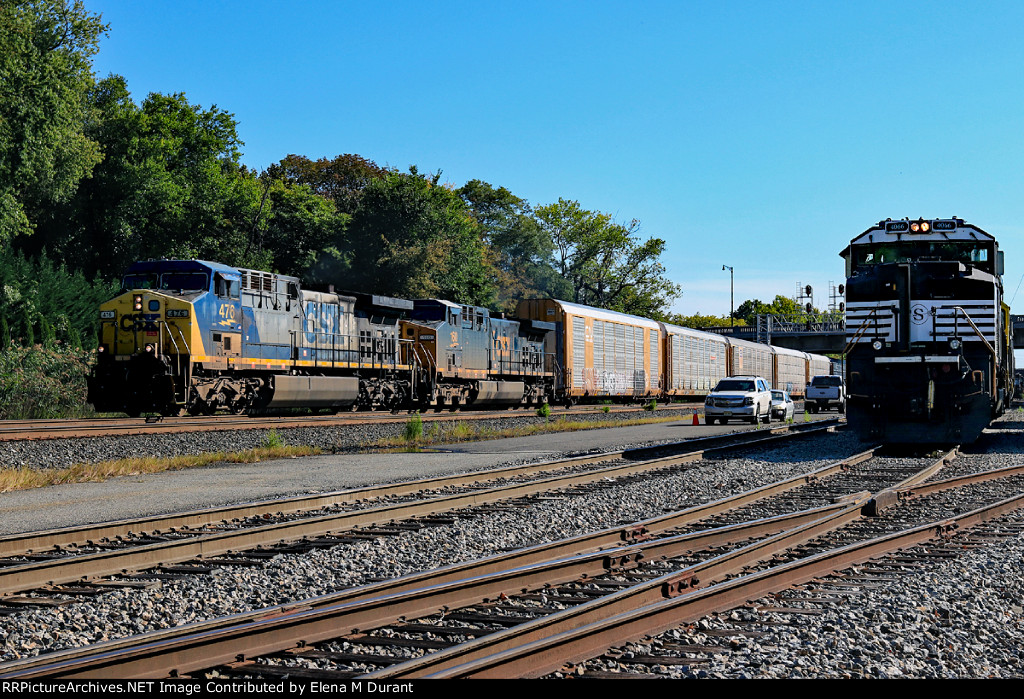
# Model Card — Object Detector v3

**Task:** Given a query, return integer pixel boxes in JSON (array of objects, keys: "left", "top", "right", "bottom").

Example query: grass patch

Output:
[
  {"left": 365, "top": 414, "right": 684, "bottom": 451},
  {"left": 403, "top": 412, "right": 424, "bottom": 442},
  {"left": 0, "top": 444, "right": 321, "bottom": 493}
]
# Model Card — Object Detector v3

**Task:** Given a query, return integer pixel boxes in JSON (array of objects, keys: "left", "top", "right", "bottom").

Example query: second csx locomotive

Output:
[
  {"left": 842, "top": 218, "right": 1014, "bottom": 444},
  {"left": 89, "top": 258, "right": 835, "bottom": 416}
]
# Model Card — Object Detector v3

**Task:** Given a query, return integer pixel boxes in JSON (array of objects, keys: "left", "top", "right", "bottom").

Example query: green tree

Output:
[
  {"left": 533, "top": 198, "right": 681, "bottom": 318},
  {"left": 0, "top": 0, "right": 106, "bottom": 242},
  {"left": 0, "top": 247, "right": 118, "bottom": 348},
  {"left": 339, "top": 170, "right": 493, "bottom": 305},
  {"left": 258, "top": 175, "right": 349, "bottom": 278},
  {"left": 733, "top": 294, "right": 816, "bottom": 325},
  {"left": 666, "top": 312, "right": 742, "bottom": 329},
  {"left": 458, "top": 179, "right": 568, "bottom": 312},
  {"left": 268, "top": 153, "right": 390, "bottom": 215},
  {"left": 34, "top": 82, "right": 268, "bottom": 275}
]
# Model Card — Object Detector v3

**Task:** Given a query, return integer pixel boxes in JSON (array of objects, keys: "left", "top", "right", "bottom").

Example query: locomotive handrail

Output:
[
  {"left": 289, "top": 329, "right": 407, "bottom": 370},
  {"left": 951, "top": 306, "right": 998, "bottom": 396},
  {"left": 842, "top": 307, "right": 879, "bottom": 356},
  {"left": 950, "top": 306, "right": 997, "bottom": 360},
  {"left": 156, "top": 320, "right": 191, "bottom": 408}
]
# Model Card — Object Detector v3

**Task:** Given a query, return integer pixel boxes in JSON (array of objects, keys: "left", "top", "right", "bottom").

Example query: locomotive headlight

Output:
[
  {"left": 133, "top": 295, "right": 143, "bottom": 311},
  {"left": 920, "top": 222, "right": 930, "bottom": 232},
  {"left": 910, "top": 222, "right": 920, "bottom": 232},
  {"left": 871, "top": 339, "right": 884, "bottom": 351},
  {"left": 950, "top": 338, "right": 962, "bottom": 351}
]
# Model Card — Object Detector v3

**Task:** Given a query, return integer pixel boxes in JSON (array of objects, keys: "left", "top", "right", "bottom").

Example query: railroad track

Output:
[
  {"left": 0, "top": 403, "right": 703, "bottom": 442},
  {"left": 0, "top": 422, "right": 834, "bottom": 599},
  {"left": 8, "top": 421, "right": 1012, "bottom": 679}
]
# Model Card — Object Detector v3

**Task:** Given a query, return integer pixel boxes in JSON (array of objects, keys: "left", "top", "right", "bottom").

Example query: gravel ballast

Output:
[{"left": 2, "top": 414, "right": 1023, "bottom": 678}]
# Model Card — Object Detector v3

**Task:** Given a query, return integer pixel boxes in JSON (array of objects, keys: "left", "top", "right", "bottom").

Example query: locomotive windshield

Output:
[
  {"left": 121, "top": 273, "right": 159, "bottom": 290},
  {"left": 158, "top": 273, "right": 209, "bottom": 291},
  {"left": 122, "top": 272, "right": 209, "bottom": 292},
  {"left": 850, "top": 241, "right": 991, "bottom": 272}
]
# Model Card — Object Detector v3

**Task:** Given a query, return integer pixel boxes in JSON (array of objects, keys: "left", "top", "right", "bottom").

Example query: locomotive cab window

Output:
[
  {"left": 122, "top": 273, "right": 159, "bottom": 290},
  {"left": 215, "top": 274, "right": 240, "bottom": 299},
  {"left": 851, "top": 242, "right": 994, "bottom": 273},
  {"left": 160, "top": 273, "right": 209, "bottom": 292}
]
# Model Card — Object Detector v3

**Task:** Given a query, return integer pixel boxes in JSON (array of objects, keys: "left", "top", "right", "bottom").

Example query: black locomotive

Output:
[{"left": 842, "top": 218, "right": 1014, "bottom": 444}]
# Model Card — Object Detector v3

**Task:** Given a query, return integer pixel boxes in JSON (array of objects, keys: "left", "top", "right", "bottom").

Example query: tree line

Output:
[{"left": 1, "top": 0, "right": 687, "bottom": 352}]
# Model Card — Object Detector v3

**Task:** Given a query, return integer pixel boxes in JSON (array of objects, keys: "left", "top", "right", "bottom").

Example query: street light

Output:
[{"left": 722, "top": 265, "right": 734, "bottom": 328}]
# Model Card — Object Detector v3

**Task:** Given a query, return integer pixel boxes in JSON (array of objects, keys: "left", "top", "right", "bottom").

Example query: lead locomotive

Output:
[{"left": 842, "top": 218, "right": 1014, "bottom": 444}]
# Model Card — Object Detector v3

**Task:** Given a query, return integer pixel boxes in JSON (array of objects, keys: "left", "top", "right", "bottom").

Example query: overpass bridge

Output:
[
  {"left": 703, "top": 313, "right": 1024, "bottom": 355},
  {"left": 701, "top": 313, "right": 846, "bottom": 354}
]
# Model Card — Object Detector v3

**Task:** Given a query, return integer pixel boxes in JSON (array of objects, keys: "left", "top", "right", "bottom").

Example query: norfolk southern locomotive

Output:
[
  {"left": 841, "top": 218, "right": 1014, "bottom": 444},
  {"left": 88, "top": 259, "right": 834, "bottom": 416}
]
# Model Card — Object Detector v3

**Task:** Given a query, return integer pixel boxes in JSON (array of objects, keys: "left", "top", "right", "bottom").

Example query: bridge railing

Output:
[{"left": 700, "top": 312, "right": 846, "bottom": 345}]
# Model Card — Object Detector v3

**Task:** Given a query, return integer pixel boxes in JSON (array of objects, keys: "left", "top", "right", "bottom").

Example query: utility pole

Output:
[{"left": 722, "top": 265, "right": 734, "bottom": 328}]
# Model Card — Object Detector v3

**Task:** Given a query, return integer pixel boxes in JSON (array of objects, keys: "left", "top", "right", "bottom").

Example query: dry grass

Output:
[
  {"left": 0, "top": 411, "right": 698, "bottom": 492},
  {"left": 0, "top": 444, "right": 321, "bottom": 493},
  {"left": 371, "top": 413, "right": 690, "bottom": 451}
]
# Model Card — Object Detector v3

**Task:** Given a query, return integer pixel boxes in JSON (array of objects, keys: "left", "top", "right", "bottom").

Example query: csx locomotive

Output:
[
  {"left": 842, "top": 218, "right": 1014, "bottom": 444},
  {"left": 89, "top": 258, "right": 833, "bottom": 416}
]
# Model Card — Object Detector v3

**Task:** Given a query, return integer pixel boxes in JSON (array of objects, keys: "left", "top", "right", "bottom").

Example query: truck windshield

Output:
[
  {"left": 716, "top": 380, "right": 754, "bottom": 391},
  {"left": 811, "top": 376, "right": 842, "bottom": 387}
]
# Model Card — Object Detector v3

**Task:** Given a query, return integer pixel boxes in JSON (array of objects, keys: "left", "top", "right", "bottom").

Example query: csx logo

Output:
[{"left": 911, "top": 304, "right": 929, "bottom": 325}]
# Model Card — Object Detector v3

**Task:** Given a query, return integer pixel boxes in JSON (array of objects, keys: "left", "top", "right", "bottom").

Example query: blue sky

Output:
[{"left": 86, "top": 1, "right": 1024, "bottom": 319}]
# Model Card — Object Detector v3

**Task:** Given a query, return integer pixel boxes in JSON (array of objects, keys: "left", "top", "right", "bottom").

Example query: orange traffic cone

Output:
[{"left": 692, "top": 412, "right": 700, "bottom": 426}]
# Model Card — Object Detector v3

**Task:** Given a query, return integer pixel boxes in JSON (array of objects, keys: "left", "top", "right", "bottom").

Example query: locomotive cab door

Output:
[{"left": 213, "top": 272, "right": 242, "bottom": 358}]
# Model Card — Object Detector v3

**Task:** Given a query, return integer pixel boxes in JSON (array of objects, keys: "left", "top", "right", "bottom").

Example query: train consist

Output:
[
  {"left": 842, "top": 218, "right": 1014, "bottom": 444},
  {"left": 88, "top": 259, "right": 832, "bottom": 416}
]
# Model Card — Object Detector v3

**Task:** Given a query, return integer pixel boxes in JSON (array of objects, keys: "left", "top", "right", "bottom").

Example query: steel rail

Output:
[
  {"left": 436, "top": 487, "right": 1024, "bottom": 679},
  {"left": 0, "top": 444, "right": 870, "bottom": 678},
  {"left": 419, "top": 466, "right": 1024, "bottom": 678},
  {"left": 0, "top": 422, "right": 836, "bottom": 558},
  {"left": 365, "top": 446, "right": 956, "bottom": 679},
  {"left": 0, "top": 403, "right": 711, "bottom": 442},
  {"left": 0, "top": 499, "right": 865, "bottom": 679},
  {"left": 0, "top": 424, "right": 837, "bottom": 596}
]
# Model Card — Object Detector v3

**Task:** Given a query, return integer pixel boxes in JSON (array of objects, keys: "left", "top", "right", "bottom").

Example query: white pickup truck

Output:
[{"left": 805, "top": 375, "right": 846, "bottom": 413}]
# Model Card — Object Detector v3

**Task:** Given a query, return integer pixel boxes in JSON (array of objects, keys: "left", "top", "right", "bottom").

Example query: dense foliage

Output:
[
  {"left": 0, "top": 342, "right": 93, "bottom": 418},
  {"left": 0, "top": 1, "right": 693, "bottom": 416}
]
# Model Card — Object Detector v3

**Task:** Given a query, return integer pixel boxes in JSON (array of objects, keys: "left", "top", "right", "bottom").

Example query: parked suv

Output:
[
  {"left": 705, "top": 375, "right": 773, "bottom": 425},
  {"left": 806, "top": 375, "right": 846, "bottom": 413}
]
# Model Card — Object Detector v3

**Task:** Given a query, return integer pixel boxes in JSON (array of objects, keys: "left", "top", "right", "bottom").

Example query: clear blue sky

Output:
[{"left": 86, "top": 0, "right": 1024, "bottom": 320}]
